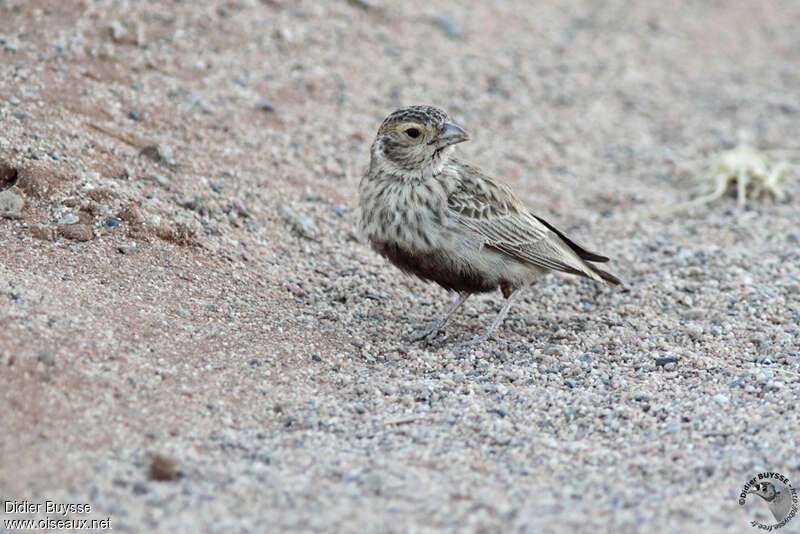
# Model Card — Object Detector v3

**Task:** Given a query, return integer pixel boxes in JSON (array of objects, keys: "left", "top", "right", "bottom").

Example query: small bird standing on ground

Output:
[{"left": 358, "top": 105, "right": 620, "bottom": 345}]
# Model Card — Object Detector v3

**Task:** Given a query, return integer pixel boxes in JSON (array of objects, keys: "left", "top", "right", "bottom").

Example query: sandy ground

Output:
[{"left": 1, "top": 0, "right": 799, "bottom": 532}]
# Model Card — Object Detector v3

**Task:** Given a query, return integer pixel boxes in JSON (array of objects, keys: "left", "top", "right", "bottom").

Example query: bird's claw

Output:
[{"left": 402, "top": 325, "right": 443, "bottom": 345}]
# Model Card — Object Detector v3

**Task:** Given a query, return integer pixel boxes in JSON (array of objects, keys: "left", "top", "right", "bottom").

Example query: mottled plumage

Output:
[{"left": 358, "top": 105, "right": 620, "bottom": 345}]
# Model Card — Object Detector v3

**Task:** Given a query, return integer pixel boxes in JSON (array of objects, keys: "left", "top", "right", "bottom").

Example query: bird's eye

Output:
[{"left": 405, "top": 128, "right": 421, "bottom": 139}]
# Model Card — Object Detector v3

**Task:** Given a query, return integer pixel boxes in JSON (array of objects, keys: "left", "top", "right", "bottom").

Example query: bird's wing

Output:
[{"left": 446, "top": 168, "right": 619, "bottom": 285}]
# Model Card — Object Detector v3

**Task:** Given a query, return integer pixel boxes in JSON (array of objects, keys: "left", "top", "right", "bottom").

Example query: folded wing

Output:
[{"left": 447, "top": 173, "right": 620, "bottom": 286}]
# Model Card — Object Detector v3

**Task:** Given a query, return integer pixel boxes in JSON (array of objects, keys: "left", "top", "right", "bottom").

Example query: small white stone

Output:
[{"left": 712, "top": 394, "right": 729, "bottom": 405}]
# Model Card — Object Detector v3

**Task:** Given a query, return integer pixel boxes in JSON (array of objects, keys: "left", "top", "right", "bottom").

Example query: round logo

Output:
[{"left": 739, "top": 472, "right": 798, "bottom": 530}]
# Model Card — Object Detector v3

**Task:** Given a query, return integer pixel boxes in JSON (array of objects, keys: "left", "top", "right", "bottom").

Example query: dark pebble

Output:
[
  {"left": 256, "top": 98, "right": 275, "bottom": 112},
  {"left": 655, "top": 356, "right": 678, "bottom": 367},
  {"left": 331, "top": 205, "right": 345, "bottom": 217},
  {"left": 210, "top": 183, "right": 221, "bottom": 192},
  {"left": 312, "top": 354, "right": 322, "bottom": 362},
  {"left": 249, "top": 359, "right": 260, "bottom": 366},
  {"left": 50, "top": 152, "right": 60, "bottom": 160},
  {"left": 149, "top": 454, "right": 179, "bottom": 481},
  {"left": 12, "top": 111, "right": 28, "bottom": 120},
  {"left": 105, "top": 217, "right": 119, "bottom": 228},
  {"left": 489, "top": 408, "right": 507, "bottom": 418},
  {"left": 127, "top": 110, "right": 139, "bottom": 120},
  {"left": 132, "top": 483, "right": 149, "bottom": 495},
  {"left": 37, "top": 352, "right": 56, "bottom": 366}
]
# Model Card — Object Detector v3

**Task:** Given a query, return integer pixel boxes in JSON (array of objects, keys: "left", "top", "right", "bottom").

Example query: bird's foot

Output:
[{"left": 402, "top": 324, "right": 445, "bottom": 345}]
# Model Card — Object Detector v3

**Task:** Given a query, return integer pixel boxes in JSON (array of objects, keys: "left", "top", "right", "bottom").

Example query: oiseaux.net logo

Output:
[{"left": 739, "top": 472, "right": 798, "bottom": 531}]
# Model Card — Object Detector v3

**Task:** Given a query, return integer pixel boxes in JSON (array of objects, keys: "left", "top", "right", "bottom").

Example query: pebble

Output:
[
  {"left": 105, "top": 217, "right": 119, "bottom": 228},
  {"left": 286, "top": 283, "right": 305, "bottom": 297},
  {"left": 59, "top": 223, "right": 94, "bottom": 241},
  {"left": 712, "top": 394, "right": 729, "bottom": 405},
  {"left": 4, "top": 42, "right": 18, "bottom": 52},
  {"left": 682, "top": 309, "right": 705, "bottom": 320},
  {"left": 543, "top": 344, "right": 564, "bottom": 356},
  {"left": 57, "top": 213, "right": 79, "bottom": 225},
  {"left": 37, "top": 352, "right": 55, "bottom": 366},
  {"left": 117, "top": 242, "right": 137, "bottom": 254},
  {"left": 109, "top": 20, "right": 127, "bottom": 42},
  {"left": 8, "top": 96, "right": 20, "bottom": 105},
  {"left": 686, "top": 324, "right": 703, "bottom": 340},
  {"left": 31, "top": 224, "right": 54, "bottom": 241},
  {"left": 655, "top": 356, "right": 678, "bottom": 367},
  {"left": 431, "top": 14, "right": 461, "bottom": 38},
  {"left": 0, "top": 189, "right": 24, "bottom": 219},
  {"left": 127, "top": 110, "right": 140, "bottom": 120},
  {"left": 256, "top": 98, "right": 275, "bottom": 112},
  {"left": 151, "top": 174, "right": 171, "bottom": 189},
  {"left": 278, "top": 204, "right": 319, "bottom": 241},
  {"left": 149, "top": 455, "right": 179, "bottom": 481},
  {"left": 139, "top": 144, "right": 177, "bottom": 168}
]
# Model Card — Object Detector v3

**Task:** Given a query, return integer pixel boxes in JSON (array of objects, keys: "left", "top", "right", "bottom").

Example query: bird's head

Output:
[
  {"left": 748, "top": 481, "right": 778, "bottom": 502},
  {"left": 370, "top": 105, "right": 469, "bottom": 179}
]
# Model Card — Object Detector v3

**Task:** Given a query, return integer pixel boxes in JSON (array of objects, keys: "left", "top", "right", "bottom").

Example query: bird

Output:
[
  {"left": 358, "top": 105, "right": 620, "bottom": 345},
  {"left": 748, "top": 481, "right": 794, "bottom": 523}
]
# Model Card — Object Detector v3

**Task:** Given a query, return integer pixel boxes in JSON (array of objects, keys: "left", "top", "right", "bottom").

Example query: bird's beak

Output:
[{"left": 430, "top": 122, "right": 469, "bottom": 149}]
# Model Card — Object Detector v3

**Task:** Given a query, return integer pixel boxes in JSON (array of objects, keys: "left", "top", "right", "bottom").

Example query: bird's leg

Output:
[
  {"left": 403, "top": 292, "right": 470, "bottom": 343},
  {"left": 460, "top": 286, "right": 524, "bottom": 348}
]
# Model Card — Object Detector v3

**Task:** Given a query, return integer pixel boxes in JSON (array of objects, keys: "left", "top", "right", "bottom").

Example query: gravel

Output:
[
  {"left": 0, "top": 189, "right": 24, "bottom": 218},
  {"left": 1, "top": 1, "right": 799, "bottom": 533}
]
